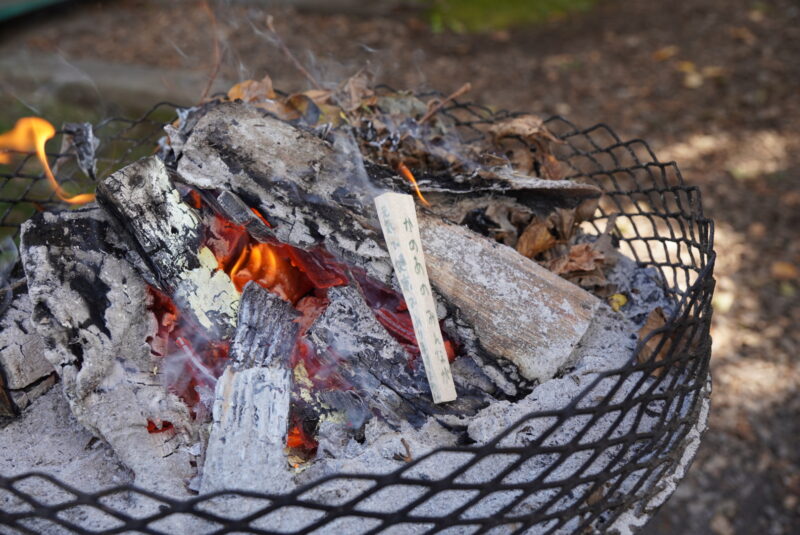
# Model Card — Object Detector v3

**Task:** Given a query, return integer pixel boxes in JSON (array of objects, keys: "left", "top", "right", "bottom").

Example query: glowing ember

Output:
[
  {"left": 0, "top": 117, "right": 95, "bottom": 204},
  {"left": 146, "top": 420, "right": 174, "bottom": 434}
]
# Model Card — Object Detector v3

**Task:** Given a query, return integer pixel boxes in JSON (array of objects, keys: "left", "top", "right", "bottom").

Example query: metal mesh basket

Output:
[{"left": 0, "top": 99, "right": 715, "bottom": 534}]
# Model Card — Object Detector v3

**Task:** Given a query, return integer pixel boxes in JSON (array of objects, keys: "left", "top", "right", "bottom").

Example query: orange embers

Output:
[
  {"left": 146, "top": 286, "right": 230, "bottom": 410},
  {"left": 0, "top": 117, "right": 95, "bottom": 204},
  {"left": 205, "top": 213, "right": 348, "bottom": 303}
]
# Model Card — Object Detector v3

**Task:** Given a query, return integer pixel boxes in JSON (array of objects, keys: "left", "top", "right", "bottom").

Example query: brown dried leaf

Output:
[
  {"left": 489, "top": 114, "right": 560, "bottom": 144},
  {"left": 338, "top": 70, "right": 374, "bottom": 112},
  {"left": 227, "top": 75, "right": 277, "bottom": 102},
  {"left": 488, "top": 114, "right": 563, "bottom": 179},
  {"left": 548, "top": 207, "right": 577, "bottom": 241},
  {"left": 546, "top": 243, "right": 604, "bottom": 275},
  {"left": 637, "top": 307, "right": 670, "bottom": 376},
  {"left": 516, "top": 217, "right": 556, "bottom": 258}
]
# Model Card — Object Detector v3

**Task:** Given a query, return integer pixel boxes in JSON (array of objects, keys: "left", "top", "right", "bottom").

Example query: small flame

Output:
[
  {"left": 397, "top": 161, "right": 430, "bottom": 207},
  {"left": 0, "top": 117, "right": 95, "bottom": 204}
]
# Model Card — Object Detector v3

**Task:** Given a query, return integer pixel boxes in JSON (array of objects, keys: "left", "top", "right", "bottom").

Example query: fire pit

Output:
[{"left": 0, "top": 83, "right": 714, "bottom": 534}]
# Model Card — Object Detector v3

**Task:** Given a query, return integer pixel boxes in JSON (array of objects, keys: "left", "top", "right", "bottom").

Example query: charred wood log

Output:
[
  {"left": 176, "top": 102, "right": 600, "bottom": 387},
  {"left": 306, "top": 285, "right": 490, "bottom": 430},
  {"left": 97, "top": 156, "right": 239, "bottom": 337},
  {"left": 20, "top": 207, "right": 197, "bottom": 497},
  {"left": 201, "top": 283, "right": 296, "bottom": 493},
  {"left": 230, "top": 282, "right": 300, "bottom": 369},
  {"left": 0, "top": 287, "right": 53, "bottom": 396}
]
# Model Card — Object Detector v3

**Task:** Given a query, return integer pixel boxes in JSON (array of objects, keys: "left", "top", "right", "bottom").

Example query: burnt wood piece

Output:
[
  {"left": 20, "top": 207, "right": 197, "bottom": 497},
  {"left": 230, "top": 282, "right": 300, "bottom": 370},
  {"left": 97, "top": 156, "right": 239, "bottom": 337},
  {"left": 201, "top": 366, "right": 293, "bottom": 493},
  {"left": 201, "top": 283, "right": 297, "bottom": 493},
  {"left": 306, "top": 285, "right": 489, "bottom": 430},
  {"left": 0, "top": 288, "right": 52, "bottom": 392},
  {"left": 176, "top": 102, "right": 599, "bottom": 386},
  {"left": 419, "top": 214, "right": 601, "bottom": 382}
]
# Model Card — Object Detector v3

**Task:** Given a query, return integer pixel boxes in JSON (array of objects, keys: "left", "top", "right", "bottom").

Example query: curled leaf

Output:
[
  {"left": 637, "top": 307, "right": 670, "bottom": 376},
  {"left": 516, "top": 217, "right": 556, "bottom": 258},
  {"left": 228, "top": 75, "right": 276, "bottom": 102}
]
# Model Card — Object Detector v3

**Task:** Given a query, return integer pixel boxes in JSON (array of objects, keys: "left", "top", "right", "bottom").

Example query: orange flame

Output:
[
  {"left": 397, "top": 161, "right": 430, "bottom": 207},
  {"left": 0, "top": 117, "right": 95, "bottom": 204}
]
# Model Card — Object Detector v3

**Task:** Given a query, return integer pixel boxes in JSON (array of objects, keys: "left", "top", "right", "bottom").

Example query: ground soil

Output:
[{"left": 1, "top": 0, "right": 798, "bottom": 533}]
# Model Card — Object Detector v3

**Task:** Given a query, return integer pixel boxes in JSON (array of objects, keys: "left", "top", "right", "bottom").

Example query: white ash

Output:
[
  {"left": 0, "top": 387, "right": 132, "bottom": 534},
  {"left": 20, "top": 207, "right": 199, "bottom": 498}
]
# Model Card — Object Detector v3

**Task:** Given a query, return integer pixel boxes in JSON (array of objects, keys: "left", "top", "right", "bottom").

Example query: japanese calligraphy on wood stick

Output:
[{"left": 374, "top": 192, "right": 457, "bottom": 404}]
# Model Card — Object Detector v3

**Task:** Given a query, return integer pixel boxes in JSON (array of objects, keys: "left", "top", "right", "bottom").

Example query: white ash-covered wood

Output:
[
  {"left": 97, "top": 156, "right": 239, "bottom": 337},
  {"left": 201, "top": 366, "right": 293, "bottom": 493},
  {"left": 201, "top": 282, "right": 296, "bottom": 493},
  {"left": 0, "top": 288, "right": 52, "bottom": 392},
  {"left": 20, "top": 207, "right": 198, "bottom": 497},
  {"left": 307, "top": 285, "right": 490, "bottom": 429},
  {"left": 419, "top": 214, "right": 601, "bottom": 383},
  {"left": 176, "top": 101, "right": 599, "bottom": 387},
  {"left": 231, "top": 282, "right": 300, "bottom": 369}
]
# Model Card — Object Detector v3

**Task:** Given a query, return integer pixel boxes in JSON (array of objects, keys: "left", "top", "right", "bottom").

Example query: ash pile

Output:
[{"left": 1, "top": 75, "right": 693, "bottom": 534}]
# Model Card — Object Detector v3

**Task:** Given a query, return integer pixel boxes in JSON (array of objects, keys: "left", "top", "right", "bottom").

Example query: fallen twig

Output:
[{"left": 418, "top": 82, "right": 472, "bottom": 125}]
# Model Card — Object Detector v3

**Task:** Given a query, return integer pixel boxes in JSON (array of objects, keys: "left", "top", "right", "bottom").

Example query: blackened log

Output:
[
  {"left": 306, "top": 285, "right": 489, "bottom": 430},
  {"left": 231, "top": 282, "right": 300, "bottom": 369},
  {"left": 97, "top": 156, "right": 239, "bottom": 337},
  {"left": 20, "top": 207, "right": 197, "bottom": 497}
]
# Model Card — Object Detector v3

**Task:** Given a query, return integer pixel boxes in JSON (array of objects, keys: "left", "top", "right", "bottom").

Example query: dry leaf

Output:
[
  {"left": 637, "top": 307, "right": 670, "bottom": 376},
  {"left": 546, "top": 243, "right": 604, "bottom": 275},
  {"left": 652, "top": 45, "right": 679, "bottom": 62},
  {"left": 488, "top": 114, "right": 563, "bottom": 179},
  {"left": 771, "top": 261, "right": 798, "bottom": 281},
  {"left": 516, "top": 217, "right": 556, "bottom": 258},
  {"left": 227, "top": 75, "right": 277, "bottom": 102},
  {"left": 338, "top": 70, "right": 374, "bottom": 112},
  {"left": 608, "top": 293, "right": 628, "bottom": 312}
]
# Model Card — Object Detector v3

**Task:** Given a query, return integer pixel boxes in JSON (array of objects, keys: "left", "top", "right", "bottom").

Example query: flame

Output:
[
  {"left": 0, "top": 117, "right": 95, "bottom": 204},
  {"left": 397, "top": 161, "right": 430, "bottom": 207}
]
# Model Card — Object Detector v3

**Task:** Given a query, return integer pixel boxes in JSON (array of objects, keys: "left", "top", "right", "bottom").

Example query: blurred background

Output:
[{"left": 1, "top": 0, "right": 798, "bottom": 533}]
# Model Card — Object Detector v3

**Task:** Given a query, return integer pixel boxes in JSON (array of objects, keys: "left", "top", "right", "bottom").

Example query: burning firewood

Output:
[
  {"left": 305, "top": 285, "right": 490, "bottom": 432},
  {"left": 175, "top": 101, "right": 600, "bottom": 387},
  {"left": 97, "top": 156, "right": 240, "bottom": 338},
  {"left": 20, "top": 207, "right": 198, "bottom": 497},
  {"left": 201, "top": 282, "right": 299, "bottom": 493}
]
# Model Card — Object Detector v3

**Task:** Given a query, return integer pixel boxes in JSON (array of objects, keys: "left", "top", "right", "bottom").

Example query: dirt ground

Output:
[{"left": 1, "top": 0, "right": 799, "bottom": 533}]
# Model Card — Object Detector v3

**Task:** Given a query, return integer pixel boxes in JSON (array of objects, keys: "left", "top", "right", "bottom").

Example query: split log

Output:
[
  {"left": 306, "top": 285, "right": 489, "bottom": 430},
  {"left": 201, "top": 282, "right": 296, "bottom": 493},
  {"left": 97, "top": 156, "right": 239, "bottom": 337},
  {"left": 176, "top": 102, "right": 601, "bottom": 386},
  {"left": 230, "top": 282, "right": 300, "bottom": 369},
  {"left": 20, "top": 207, "right": 197, "bottom": 497},
  {"left": 419, "top": 215, "right": 600, "bottom": 382},
  {"left": 201, "top": 367, "right": 293, "bottom": 494},
  {"left": 0, "top": 288, "right": 53, "bottom": 393}
]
